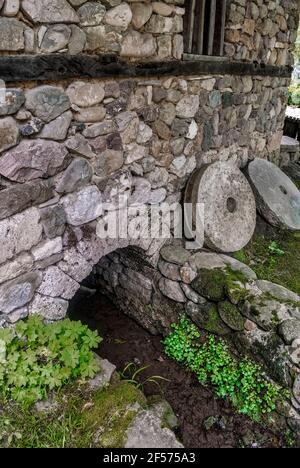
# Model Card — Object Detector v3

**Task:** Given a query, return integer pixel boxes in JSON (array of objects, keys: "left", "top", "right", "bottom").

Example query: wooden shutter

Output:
[{"left": 184, "top": 0, "right": 227, "bottom": 56}]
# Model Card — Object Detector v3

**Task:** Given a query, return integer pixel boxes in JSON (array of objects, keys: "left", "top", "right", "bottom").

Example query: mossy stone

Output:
[
  {"left": 191, "top": 268, "right": 227, "bottom": 302},
  {"left": 218, "top": 300, "right": 245, "bottom": 331},
  {"left": 186, "top": 300, "right": 230, "bottom": 336}
]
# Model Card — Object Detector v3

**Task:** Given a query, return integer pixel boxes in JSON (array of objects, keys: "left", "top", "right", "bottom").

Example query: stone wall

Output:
[
  {"left": 0, "top": 0, "right": 298, "bottom": 66},
  {"left": 94, "top": 242, "right": 300, "bottom": 435}
]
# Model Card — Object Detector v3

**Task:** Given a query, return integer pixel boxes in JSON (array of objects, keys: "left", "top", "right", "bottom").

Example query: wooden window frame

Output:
[{"left": 183, "top": 0, "right": 227, "bottom": 59}]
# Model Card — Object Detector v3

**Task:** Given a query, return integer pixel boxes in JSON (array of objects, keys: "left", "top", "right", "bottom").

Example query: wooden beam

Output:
[{"left": 0, "top": 54, "right": 292, "bottom": 83}]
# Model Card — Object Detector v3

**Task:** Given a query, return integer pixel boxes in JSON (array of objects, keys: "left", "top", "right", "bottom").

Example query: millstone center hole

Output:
[
  {"left": 226, "top": 197, "right": 237, "bottom": 213},
  {"left": 279, "top": 185, "right": 288, "bottom": 195}
]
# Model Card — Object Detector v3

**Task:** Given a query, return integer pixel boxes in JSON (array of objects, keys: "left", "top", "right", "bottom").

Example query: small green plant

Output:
[
  {"left": 0, "top": 315, "right": 102, "bottom": 405},
  {"left": 163, "top": 316, "right": 287, "bottom": 421},
  {"left": 288, "top": 84, "right": 300, "bottom": 107},
  {"left": 268, "top": 241, "right": 285, "bottom": 257},
  {"left": 120, "top": 362, "right": 169, "bottom": 391},
  {"left": 284, "top": 429, "right": 296, "bottom": 448}
]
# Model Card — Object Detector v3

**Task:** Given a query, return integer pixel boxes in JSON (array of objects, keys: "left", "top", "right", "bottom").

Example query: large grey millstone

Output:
[
  {"left": 247, "top": 158, "right": 300, "bottom": 230},
  {"left": 0, "top": 139, "right": 69, "bottom": 182},
  {"left": 184, "top": 162, "right": 256, "bottom": 253}
]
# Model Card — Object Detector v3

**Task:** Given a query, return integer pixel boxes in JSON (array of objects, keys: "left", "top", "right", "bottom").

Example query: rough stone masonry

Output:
[
  {"left": 0, "top": 0, "right": 300, "bottom": 438},
  {"left": 0, "top": 0, "right": 299, "bottom": 324}
]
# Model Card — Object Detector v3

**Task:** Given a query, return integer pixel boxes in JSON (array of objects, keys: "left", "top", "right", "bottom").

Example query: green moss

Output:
[
  {"left": 191, "top": 268, "right": 227, "bottom": 301},
  {"left": 0, "top": 381, "right": 146, "bottom": 448},
  {"left": 233, "top": 232, "right": 300, "bottom": 296},
  {"left": 205, "top": 305, "right": 230, "bottom": 335},
  {"left": 218, "top": 300, "right": 245, "bottom": 331}
]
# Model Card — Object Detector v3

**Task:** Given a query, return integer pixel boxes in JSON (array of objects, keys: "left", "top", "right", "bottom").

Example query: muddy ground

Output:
[{"left": 69, "top": 292, "right": 287, "bottom": 449}]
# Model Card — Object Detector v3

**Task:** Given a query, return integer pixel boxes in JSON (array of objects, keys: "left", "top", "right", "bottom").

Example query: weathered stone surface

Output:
[
  {"left": 40, "top": 25, "right": 71, "bottom": 53},
  {"left": 66, "top": 81, "right": 105, "bottom": 107},
  {"left": 186, "top": 300, "right": 230, "bottom": 335},
  {"left": 25, "top": 86, "right": 70, "bottom": 123},
  {"left": 31, "top": 237, "right": 63, "bottom": 262},
  {"left": 159, "top": 277, "right": 186, "bottom": 303},
  {"left": 0, "top": 139, "right": 69, "bottom": 182},
  {"left": 293, "top": 374, "right": 300, "bottom": 405},
  {"left": 278, "top": 320, "right": 300, "bottom": 345},
  {"left": 62, "top": 185, "right": 102, "bottom": 226},
  {"left": 248, "top": 158, "right": 300, "bottom": 230},
  {"left": 181, "top": 283, "right": 206, "bottom": 304},
  {"left": 39, "top": 111, "right": 72, "bottom": 140},
  {"left": 0, "top": 89, "right": 25, "bottom": 116},
  {"left": 58, "top": 247, "right": 93, "bottom": 282},
  {"left": 256, "top": 280, "right": 300, "bottom": 304},
  {"left": 85, "top": 354, "right": 116, "bottom": 392},
  {"left": 0, "top": 18, "right": 25, "bottom": 51},
  {"left": 220, "top": 255, "right": 257, "bottom": 280},
  {"left": 160, "top": 246, "right": 191, "bottom": 265},
  {"left": 29, "top": 293, "right": 68, "bottom": 321},
  {"left": 0, "top": 253, "right": 33, "bottom": 285},
  {"left": 188, "top": 251, "right": 226, "bottom": 271},
  {"left": 78, "top": 2, "right": 106, "bottom": 26},
  {"left": 218, "top": 300, "right": 245, "bottom": 331},
  {"left": 0, "top": 179, "right": 54, "bottom": 220},
  {"left": 40, "top": 205, "right": 67, "bottom": 239},
  {"left": 66, "top": 134, "right": 96, "bottom": 159},
  {"left": 69, "top": 25, "right": 86, "bottom": 55},
  {"left": 125, "top": 408, "right": 183, "bottom": 449},
  {"left": 176, "top": 95, "right": 199, "bottom": 118},
  {"left": 241, "top": 293, "right": 299, "bottom": 332},
  {"left": 6, "top": 307, "right": 29, "bottom": 324},
  {"left": 158, "top": 260, "right": 180, "bottom": 281},
  {"left": 0, "top": 116, "right": 19, "bottom": 153},
  {"left": 105, "top": 3, "right": 132, "bottom": 30},
  {"left": 121, "top": 31, "right": 156, "bottom": 57},
  {"left": 185, "top": 162, "right": 256, "bottom": 253},
  {"left": 0, "top": 207, "right": 42, "bottom": 264},
  {"left": 94, "top": 149, "right": 124, "bottom": 177},
  {"left": 74, "top": 106, "right": 106, "bottom": 123},
  {"left": 131, "top": 2, "right": 153, "bottom": 29},
  {"left": 22, "top": 0, "right": 79, "bottom": 23},
  {"left": 83, "top": 120, "right": 116, "bottom": 138},
  {"left": 0, "top": 272, "right": 41, "bottom": 314},
  {"left": 56, "top": 158, "right": 93, "bottom": 194},
  {"left": 38, "top": 266, "right": 79, "bottom": 299}
]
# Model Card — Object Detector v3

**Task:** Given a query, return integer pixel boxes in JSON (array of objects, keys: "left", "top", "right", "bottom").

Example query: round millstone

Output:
[
  {"left": 184, "top": 162, "right": 256, "bottom": 252},
  {"left": 247, "top": 158, "right": 300, "bottom": 230}
]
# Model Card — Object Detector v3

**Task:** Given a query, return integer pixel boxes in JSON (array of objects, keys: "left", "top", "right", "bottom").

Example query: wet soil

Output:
[{"left": 69, "top": 292, "right": 286, "bottom": 449}]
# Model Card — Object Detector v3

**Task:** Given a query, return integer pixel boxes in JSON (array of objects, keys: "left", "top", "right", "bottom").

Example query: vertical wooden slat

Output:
[
  {"left": 208, "top": 0, "right": 217, "bottom": 56},
  {"left": 219, "top": 0, "right": 227, "bottom": 56},
  {"left": 187, "top": 0, "right": 196, "bottom": 54},
  {"left": 196, "top": 0, "right": 206, "bottom": 55}
]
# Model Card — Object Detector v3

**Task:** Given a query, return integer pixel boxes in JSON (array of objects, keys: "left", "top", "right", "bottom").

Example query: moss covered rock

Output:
[
  {"left": 218, "top": 300, "right": 245, "bottom": 331},
  {"left": 191, "top": 268, "right": 227, "bottom": 302},
  {"left": 186, "top": 300, "right": 230, "bottom": 335}
]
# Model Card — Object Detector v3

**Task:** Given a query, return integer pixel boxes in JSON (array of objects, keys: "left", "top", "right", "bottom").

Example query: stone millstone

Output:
[
  {"left": 247, "top": 158, "right": 300, "bottom": 230},
  {"left": 184, "top": 162, "right": 256, "bottom": 252}
]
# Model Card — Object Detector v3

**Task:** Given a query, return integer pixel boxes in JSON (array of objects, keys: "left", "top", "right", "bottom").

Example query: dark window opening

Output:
[{"left": 184, "top": 0, "right": 227, "bottom": 56}]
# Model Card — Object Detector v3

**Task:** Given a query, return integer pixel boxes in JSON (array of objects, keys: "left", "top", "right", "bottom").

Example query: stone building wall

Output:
[
  {"left": 0, "top": 0, "right": 299, "bottom": 327},
  {"left": 0, "top": 0, "right": 298, "bottom": 65}
]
